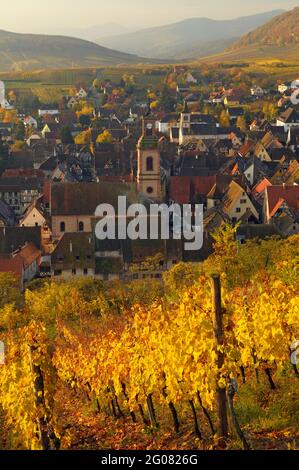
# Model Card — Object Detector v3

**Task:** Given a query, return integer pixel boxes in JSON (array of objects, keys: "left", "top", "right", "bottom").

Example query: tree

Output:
[
  {"left": 159, "top": 85, "right": 176, "bottom": 112},
  {"left": 219, "top": 110, "right": 230, "bottom": 127},
  {"left": 92, "top": 79, "right": 101, "bottom": 90},
  {"left": 96, "top": 130, "right": 113, "bottom": 144},
  {"left": 79, "top": 114, "right": 91, "bottom": 127},
  {"left": 0, "top": 273, "right": 22, "bottom": 309},
  {"left": 13, "top": 121, "right": 25, "bottom": 141},
  {"left": 60, "top": 126, "right": 74, "bottom": 144},
  {"left": 74, "top": 129, "right": 92, "bottom": 145},
  {"left": 236, "top": 116, "right": 247, "bottom": 131}
]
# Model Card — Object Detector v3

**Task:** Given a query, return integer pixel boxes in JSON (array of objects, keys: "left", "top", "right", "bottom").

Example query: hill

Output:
[
  {"left": 229, "top": 7, "right": 299, "bottom": 51},
  {"left": 0, "top": 30, "right": 150, "bottom": 72},
  {"left": 98, "top": 10, "right": 284, "bottom": 60}
]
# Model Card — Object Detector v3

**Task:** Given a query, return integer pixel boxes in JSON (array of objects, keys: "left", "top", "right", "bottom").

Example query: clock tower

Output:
[{"left": 137, "top": 115, "right": 161, "bottom": 201}]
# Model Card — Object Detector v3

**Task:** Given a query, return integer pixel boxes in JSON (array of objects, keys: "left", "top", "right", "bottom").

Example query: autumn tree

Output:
[
  {"left": 219, "top": 110, "right": 230, "bottom": 127},
  {"left": 96, "top": 130, "right": 113, "bottom": 144},
  {"left": 236, "top": 116, "right": 247, "bottom": 131}
]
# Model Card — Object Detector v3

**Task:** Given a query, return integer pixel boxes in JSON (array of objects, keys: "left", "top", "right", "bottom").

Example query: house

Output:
[
  {"left": 51, "top": 232, "right": 95, "bottom": 278},
  {"left": 278, "top": 82, "right": 291, "bottom": 94},
  {"left": 19, "top": 196, "right": 51, "bottom": 246},
  {"left": 76, "top": 87, "right": 88, "bottom": 100},
  {"left": 26, "top": 133, "right": 43, "bottom": 147},
  {"left": 0, "top": 242, "right": 41, "bottom": 289},
  {"left": 252, "top": 178, "right": 272, "bottom": 208},
  {"left": 67, "top": 96, "right": 78, "bottom": 109},
  {"left": 0, "top": 176, "right": 42, "bottom": 216},
  {"left": 38, "top": 106, "right": 60, "bottom": 117},
  {"left": 221, "top": 180, "right": 259, "bottom": 224},
  {"left": 41, "top": 123, "right": 61, "bottom": 143},
  {"left": 50, "top": 181, "right": 137, "bottom": 239},
  {"left": 224, "top": 89, "right": 244, "bottom": 107},
  {"left": 158, "top": 114, "right": 179, "bottom": 134},
  {"left": 251, "top": 85, "right": 265, "bottom": 97},
  {"left": 24, "top": 116, "right": 38, "bottom": 129},
  {"left": 276, "top": 108, "right": 299, "bottom": 131},
  {"left": 185, "top": 93, "right": 199, "bottom": 106},
  {"left": 263, "top": 185, "right": 299, "bottom": 224},
  {"left": 244, "top": 156, "right": 270, "bottom": 186}
]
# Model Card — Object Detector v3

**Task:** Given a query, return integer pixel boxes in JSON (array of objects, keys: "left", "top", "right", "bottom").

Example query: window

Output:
[
  {"left": 146, "top": 156, "right": 154, "bottom": 172},
  {"left": 54, "top": 270, "right": 62, "bottom": 276},
  {"left": 236, "top": 208, "right": 241, "bottom": 213},
  {"left": 83, "top": 269, "right": 88, "bottom": 275},
  {"left": 60, "top": 221, "right": 65, "bottom": 232},
  {"left": 147, "top": 186, "right": 153, "bottom": 194},
  {"left": 72, "top": 269, "right": 76, "bottom": 275},
  {"left": 240, "top": 199, "right": 247, "bottom": 204},
  {"left": 78, "top": 221, "right": 84, "bottom": 232}
]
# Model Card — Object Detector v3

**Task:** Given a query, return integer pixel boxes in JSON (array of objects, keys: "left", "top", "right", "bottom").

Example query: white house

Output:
[
  {"left": 76, "top": 87, "right": 88, "bottom": 100},
  {"left": 24, "top": 115, "right": 38, "bottom": 129},
  {"left": 251, "top": 85, "right": 265, "bottom": 97},
  {"left": 38, "top": 107, "right": 59, "bottom": 117}
]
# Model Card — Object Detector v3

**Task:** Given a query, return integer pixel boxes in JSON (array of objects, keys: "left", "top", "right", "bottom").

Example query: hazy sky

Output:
[{"left": 1, "top": 0, "right": 298, "bottom": 33}]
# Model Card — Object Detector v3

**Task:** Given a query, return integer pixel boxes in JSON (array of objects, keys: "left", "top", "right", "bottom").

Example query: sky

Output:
[{"left": 1, "top": 0, "right": 298, "bottom": 33}]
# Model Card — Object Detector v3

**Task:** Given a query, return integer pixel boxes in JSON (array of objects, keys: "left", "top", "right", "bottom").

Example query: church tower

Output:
[{"left": 137, "top": 115, "right": 161, "bottom": 200}]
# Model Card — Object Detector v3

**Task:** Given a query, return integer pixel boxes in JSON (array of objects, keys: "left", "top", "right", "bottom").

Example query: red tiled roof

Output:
[
  {"left": 169, "top": 176, "right": 217, "bottom": 204},
  {"left": 15, "top": 242, "right": 41, "bottom": 268},
  {"left": 266, "top": 185, "right": 299, "bottom": 218},
  {"left": 1, "top": 169, "right": 44, "bottom": 179},
  {"left": 252, "top": 178, "right": 272, "bottom": 198}
]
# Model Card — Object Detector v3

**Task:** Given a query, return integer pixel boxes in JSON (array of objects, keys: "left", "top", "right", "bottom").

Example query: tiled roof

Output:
[
  {"left": 266, "top": 185, "right": 299, "bottom": 218},
  {"left": 51, "top": 182, "right": 138, "bottom": 216}
]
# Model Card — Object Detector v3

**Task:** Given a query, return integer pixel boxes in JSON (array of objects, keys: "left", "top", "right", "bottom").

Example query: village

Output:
[{"left": 0, "top": 66, "right": 298, "bottom": 288}]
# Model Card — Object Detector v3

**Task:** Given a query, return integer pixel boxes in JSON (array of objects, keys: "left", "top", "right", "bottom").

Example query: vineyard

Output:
[{"left": 0, "top": 229, "right": 298, "bottom": 450}]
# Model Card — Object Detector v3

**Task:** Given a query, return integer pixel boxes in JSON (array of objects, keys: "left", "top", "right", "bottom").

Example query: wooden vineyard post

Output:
[
  {"left": 27, "top": 345, "right": 60, "bottom": 450},
  {"left": 211, "top": 275, "right": 228, "bottom": 444}
]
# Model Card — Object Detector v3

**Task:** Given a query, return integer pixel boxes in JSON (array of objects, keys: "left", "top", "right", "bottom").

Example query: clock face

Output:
[{"left": 146, "top": 123, "right": 153, "bottom": 130}]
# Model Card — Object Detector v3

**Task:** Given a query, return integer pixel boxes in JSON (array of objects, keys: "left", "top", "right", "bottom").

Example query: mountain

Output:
[
  {"left": 0, "top": 29, "right": 148, "bottom": 72},
  {"left": 98, "top": 10, "right": 285, "bottom": 60},
  {"left": 52, "top": 23, "right": 133, "bottom": 42},
  {"left": 229, "top": 7, "right": 299, "bottom": 52}
]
